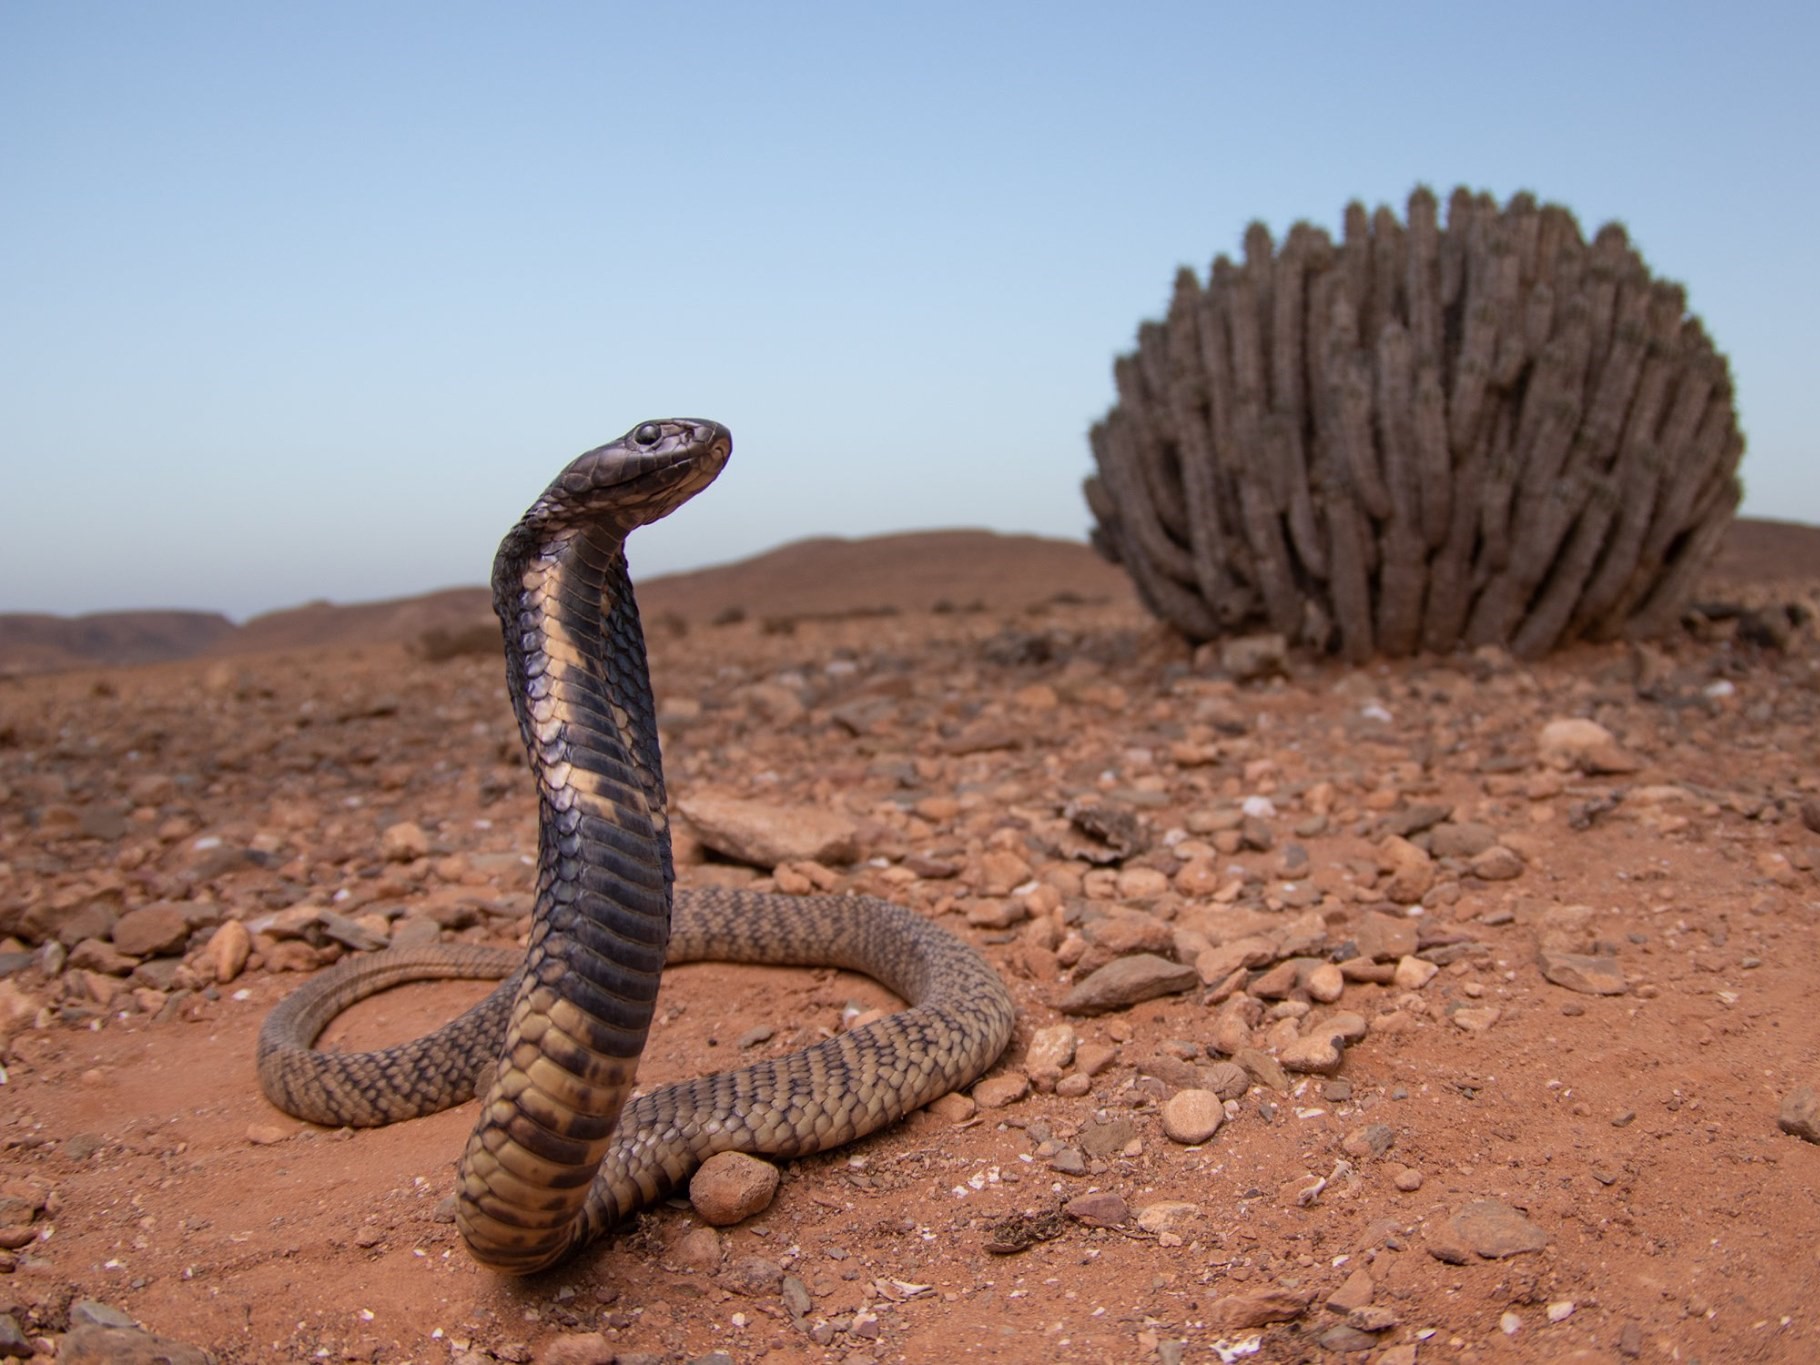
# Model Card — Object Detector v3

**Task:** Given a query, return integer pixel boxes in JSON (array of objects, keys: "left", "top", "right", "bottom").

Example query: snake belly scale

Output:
[{"left": 256, "top": 420, "right": 1016, "bottom": 1274}]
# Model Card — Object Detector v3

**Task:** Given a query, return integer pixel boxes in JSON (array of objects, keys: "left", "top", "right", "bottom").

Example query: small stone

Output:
[
  {"left": 1303, "top": 961, "right": 1345, "bottom": 1003},
  {"left": 1428, "top": 821, "right": 1497, "bottom": 859},
  {"left": 1023, "top": 1023, "right": 1077, "bottom": 1086},
  {"left": 0, "top": 1314, "right": 29, "bottom": 1357},
  {"left": 1469, "top": 845, "right": 1526, "bottom": 881},
  {"left": 677, "top": 794, "right": 860, "bottom": 867},
  {"left": 1340, "top": 1123, "right": 1394, "bottom": 1160},
  {"left": 1234, "top": 1046, "right": 1290, "bottom": 1092},
  {"left": 1319, "top": 1324, "right": 1382, "bottom": 1352},
  {"left": 1547, "top": 1300, "right": 1578, "bottom": 1323},
  {"left": 1279, "top": 1034, "right": 1344, "bottom": 1075},
  {"left": 70, "top": 1299, "right": 136, "bottom": 1329},
  {"left": 964, "top": 899, "right": 1028, "bottom": 930},
  {"left": 1205, "top": 1288, "right": 1312, "bottom": 1331},
  {"left": 1377, "top": 836, "right": 1435, "bottom": 903},
  {"left": 1160, "top": 1089, "right": 1224, "bottom": 1144},
  {"left": 1077, "top": 1115, "right": 1138, "bottom": 1158},
  {"left": 977, "top": 849, "right": 1034, "bottom": 896},
  {"left": 1349, "top": 1305, "right": 1399, "bottom": 1333},
  {"left": 1059, "top": 953, "right": 1198, "bottom": 1015},
  {"left": 1064, "top": 1192, "right": 1129, "bottom": 1227},
  {"left": 1220, "top": 632, "right": 1288, "bottom": 682},
  {"left": 689, "top": 1152, "right": 780, "bottom": 1226},
  {"left": 671, "top": 1226, "right": 723, "bottom": 1269},
  {"left": 537, "top": 1332, "right": 616, "bottom": 1365},
  {"left": 353, "top": 1224, "right": 384, "bottom": 1249},
  {"left": 1448, "top": 1199, "right": 1548, "bottom": 1258},
  {"left": 111, "top": 903, "right": 193, "bottom": 958},
  {"left": 1193, "top": 934, "right": 1276, "bottom": 985},
  {"left": 61, "top": 1325, "right": 213, "bottom": 1365},
  {"left": 1134, "top": 1200, "right": 1200, "bottom": 1236},
  {"left": 245, "top": 1123, "right": 291, "bottom": 1146},
  {"left": 1777, "top": 1086, "right": 1820, "bottom": 1142},
  {"left": 778, "top": 1274, "right": 813, "bottom": 1321},
  {"left": 717, "top": 1254, "right": 784, "bottom": 1296},
  {"left": 1203, "top": 1060, "right": 1249, "bottom": 1099},
  {"left": 972, "top": 1073, "right": 1031, "bottom": 1109},
  {"left": 1538, "top": 948, "right": 1629, "bottom": 995},
  {"left": 1391, "top": 955, "right": 1437, "bottom": 989},
  {"left": 1450, "top": 1006, "right": 1502, "bottom": 1032},
  {"left": 380, "top": 820, "right": 432, "bottom": 862},
  {"left": 1537, "top": 718, "right": 1641, "bottom": 774},
  {"left": 207, "top": 920, "right": 252, "bottom": 984},
  {"left": 1326, "top": 1266, "right": 1375, "bottom": 1312},
  {"left": 1392, "top": 1165, "right": 1424, "bottom": 1192},
  {"left": 1352, "top": 911, "right": 1418, "bottom": 962},
  {"left": 926, "top": 1092, "right": 976, "bottom": 1123}
]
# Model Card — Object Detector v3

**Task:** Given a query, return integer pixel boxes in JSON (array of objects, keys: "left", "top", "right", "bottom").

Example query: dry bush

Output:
[{"left": 1085, "top": 187, "right": 1744, "bottom": 659}]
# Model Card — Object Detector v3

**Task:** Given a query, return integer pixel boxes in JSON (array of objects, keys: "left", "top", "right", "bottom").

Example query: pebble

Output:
[
  {"left": 1023, "top": 1023, "right": 1077, "bottom": 1086},
  {"left": 1450, "top": 1005, "right": 1502, "bottom": 1032},
  {"left": 1134, "top": 1200, "right": 1200, "bottom": 1236},
  {"left": 1469, "top": 845, "right": 1526, "bottom": 880},
  {"left": 1063, "top": 1192, "right": 1128, "bottom": 1227},
  {"left": 1392, "top": 955, "right": 1437, "bottom": 989},
  {"left": 1160, "top": 1088, "right": 1224, "bottom": 1144},
  {"left": 671, "top": 1225, "right": 722, "bottom": 1269},
  {"left": 1434, "top": 1199, "right": 1549, "bottom": 1260},
  {"left": 1777, "top": 1086, "right": 1820, "bottom": 1143},
  {"left": 380, "top": 820, "right": 432, "bottom": 862},
  {"left": 538, "top": 1332, "right": 616, "bottom": 1365},
  {"left": 1538, "top": 948, "right": 1629, "bottom": 995},
  {"left": 716, "top": 1253, "right": 784, "bottom": 1296},
  {"left": 1537, "top": 717, "right": 1641, "bottom": 774},
  {"left": 1340, "top": 1123, "right": 1394, "bottom": 1159},
  {"left": 1325, "top": 1266, "right": 1374, "bottom": 1312},
  {"left": 1351, "top": 911, "right": 1418, "bottom": 962},
  {"left": 676, "top": 793, "right": 860, "bottom": 867},
  {"left": 1377, "top": 836, "right": 1435, "bottom": 902},
  {"left": 688, "top": 1151, "right": 780, "bottom": 1226},
  {"left": 61, "top": 1324, "right": 213, "bottom": 1365},
  {"left": 971, "top": 1073, "right": 1030, "bottom": 1109},
  {"left": 1392, "top": 1165, "right": 1424, "bottom": 1192},
  {"left": 245, "top": 1123, "right": 292, "bottom": 1146},
  {"left": 1058, "top": 953, "right": 1198, "bottom": 1015},
  {"left": 1205, "top": 1288, "right": 1311, "bottom": 1330},
  {"left": 1304, "top": 961, "right": 1345, "bottom": 1002},
  {"left": 926, "top": 1092, "right": 975, "bottom": 1123},
  {"left": 1279, "top": 1034, "right": 1344, "bottom": 1075},
  {"left": 207, "top": 920, "right": 252, "bottom": 983},
  {"left": 110, "top": 903, "right": 193, "bottom": 958}
]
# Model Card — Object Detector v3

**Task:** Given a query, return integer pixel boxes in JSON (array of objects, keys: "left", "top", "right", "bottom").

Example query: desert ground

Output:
[{"left": 3, "top": 524, "right": 1820, "bottom": 1364}]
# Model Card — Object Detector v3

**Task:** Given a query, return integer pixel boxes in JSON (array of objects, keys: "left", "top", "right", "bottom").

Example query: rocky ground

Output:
[{"left": 3, "top": 557, "right": 1820, "bottom": 1363}]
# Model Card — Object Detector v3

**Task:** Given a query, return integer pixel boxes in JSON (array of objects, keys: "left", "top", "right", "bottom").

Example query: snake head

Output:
[
  {"left": 545, "top": 418, "right": 733, "bottom": 537},
  {"left": 501, "top": 419, "right": 732, "bottom": 556}
]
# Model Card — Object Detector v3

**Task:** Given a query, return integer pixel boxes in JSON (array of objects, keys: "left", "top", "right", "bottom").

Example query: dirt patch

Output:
[{"left": 3, "top": 576, "right": 1820, "bottom": 1362}]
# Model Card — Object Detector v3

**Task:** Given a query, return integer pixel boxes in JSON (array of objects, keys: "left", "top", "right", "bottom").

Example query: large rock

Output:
[{"left": 677, "top": 794, "right": 860, "bottom": 867}]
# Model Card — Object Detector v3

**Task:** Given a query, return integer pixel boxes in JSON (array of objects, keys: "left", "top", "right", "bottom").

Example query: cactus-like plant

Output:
[{"left": 1085, "top": 187, "right": 1744, "bottom": 660}]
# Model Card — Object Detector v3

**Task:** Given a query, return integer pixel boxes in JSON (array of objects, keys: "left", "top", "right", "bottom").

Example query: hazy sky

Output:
[{"left": 3, "top": 3, "right": 1815, "bottom": 620}]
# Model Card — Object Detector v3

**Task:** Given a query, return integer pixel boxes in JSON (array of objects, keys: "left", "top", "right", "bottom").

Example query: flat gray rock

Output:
[{"left": 1059, "top": 953, "right": 1198, "bottom": 1015}]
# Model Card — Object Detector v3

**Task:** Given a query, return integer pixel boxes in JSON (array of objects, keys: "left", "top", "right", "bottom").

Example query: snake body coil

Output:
[{"left": 256, "top": 420, "right": 1015, "bottom": 1273}]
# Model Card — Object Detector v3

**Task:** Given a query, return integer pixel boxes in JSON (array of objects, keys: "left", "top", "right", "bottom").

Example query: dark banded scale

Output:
[{"left": 256, "top": 420, "right": 1016, "bottom": 1274}]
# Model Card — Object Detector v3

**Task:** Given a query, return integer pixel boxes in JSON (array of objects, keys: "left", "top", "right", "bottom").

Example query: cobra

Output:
[{"left": 256, "top": 419, "right": 1016, "bottom": 1273}]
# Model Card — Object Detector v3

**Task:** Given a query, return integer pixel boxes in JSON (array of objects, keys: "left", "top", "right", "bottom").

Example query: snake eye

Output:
[{"left": 633, "top": 423, "right": 662, "bottom": 447}]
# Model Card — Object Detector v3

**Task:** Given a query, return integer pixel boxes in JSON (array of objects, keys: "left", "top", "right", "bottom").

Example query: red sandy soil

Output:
[{"left": 2, "top": 523, "right": 1819, "bottom": 1363}]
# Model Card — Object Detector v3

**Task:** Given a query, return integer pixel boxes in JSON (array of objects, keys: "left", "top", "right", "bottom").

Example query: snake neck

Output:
[{"left": 497, "top": 523, "right": 674, "bottom": 899}]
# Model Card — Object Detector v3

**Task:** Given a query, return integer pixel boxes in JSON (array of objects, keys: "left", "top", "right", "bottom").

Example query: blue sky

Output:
[{"left": 3, "top": 3, "right": 1815, "bottom": 619}]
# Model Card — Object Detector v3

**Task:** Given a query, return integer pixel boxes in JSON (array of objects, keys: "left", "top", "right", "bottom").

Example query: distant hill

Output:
[
  {"left": 7, "top": 518, "right": 1817, "bottom": 675},
  {"left": 0, "top": 610, "right": 236, "bottom": 673},
  {"left": 0, "top": 529, "right": 1132, "bottom": 674}
]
